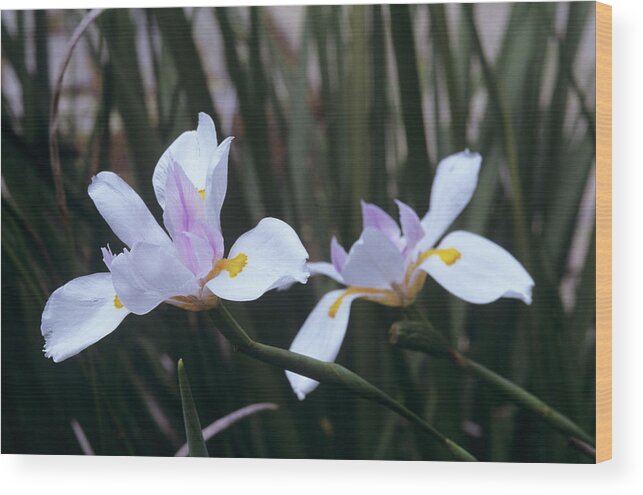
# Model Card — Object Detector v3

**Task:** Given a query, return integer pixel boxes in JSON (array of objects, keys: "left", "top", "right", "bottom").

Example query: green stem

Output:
[
  {"left": 214, "top": 303, "right": 477, "bottom": 462},
  {"left": 389, "top": 320, "right": 596, "bottom": 454}
]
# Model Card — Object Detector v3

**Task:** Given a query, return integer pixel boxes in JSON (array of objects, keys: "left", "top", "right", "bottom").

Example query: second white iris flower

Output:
[{"left": 286, "top": 151, "right": 534, "bottom": 400}]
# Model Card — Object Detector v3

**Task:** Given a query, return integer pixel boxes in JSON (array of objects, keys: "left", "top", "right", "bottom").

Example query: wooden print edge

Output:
[{"left": 595, "top": 0, "right": 612, "bottom": 464}]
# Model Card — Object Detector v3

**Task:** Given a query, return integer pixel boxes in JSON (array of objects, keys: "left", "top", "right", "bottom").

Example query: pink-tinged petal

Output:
[
  {"left": 308, "top": 261, "right": 344, "bottom": 284},
  {"left": 419, "top": 230, "right": 534, "bottom": 305},
  {"left": 41, "top": 273, "right": 130, "bottom": 362},
  {"left": 111, "top": 242, "right": 199, "bottom": 315},
  {"left": 172, "top": 230, "right": 220, "bottom": 279},
  {"left": 286, "top": 289, "right": 362, "bottom": 400},
  {"left": 419, "top": 150, "right": 482, "bottom": 250},
  {"left": 395, "top": 199, "right": 424, "bottom": 256},
  {"left": 205, "top": 218, "right": 309, "bottom": 302},
  {"left": 88, "top": 172, "right": 172, "bottom": 250},
  {"left": 163, "top": 165, "right": 223, "bottom": 275},
  {"left": 153, "top": 113, "right": 220, "bottom": 208},
  {"left": 361, "top": 200, "right": 402, "bottom": 247},
  {"left": 341, "top": 228, "right": 405, "bottom": 290},
  {"left": 330, "top": 236, "right": 348, "bottom": 273},
  {"left": 205, "top": 136, "right": 234, "bottom": 233},
  {"left": 163, "top": 164, "right": 207, "bottom": 236}
]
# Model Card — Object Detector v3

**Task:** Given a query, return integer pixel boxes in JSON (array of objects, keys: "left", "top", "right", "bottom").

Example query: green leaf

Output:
[
  {"left": 390, "top": 4, "right": 431, "bottom": 204},
  {"left": 177, "top": 359, "right": 209, "bottom": 457}
]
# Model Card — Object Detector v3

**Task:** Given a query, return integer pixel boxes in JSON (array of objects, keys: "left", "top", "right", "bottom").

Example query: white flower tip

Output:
[
  {"left": 42, "top": 344, "right": 65, "bottom": 363},
  {"left": 521, "top": 284, "right": 534, "bottom": 305},
  {"left": 461, "top": 148, "right": 481, "bottom": 160},
  {"left": 286, "top": 370, "right": 319, "bottom": 401},
  {"left": 197, "top": 112, "right": 215, "bottom": 127},
  {"left": 504, "top": 283, "right": 534, "bottom": 305}
]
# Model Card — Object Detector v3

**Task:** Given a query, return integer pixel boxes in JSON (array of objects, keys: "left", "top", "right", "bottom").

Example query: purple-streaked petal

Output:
[
  {"left": 162, "top": 164, "right": 207, "bottom": 236},
  {"left": 41, "top": 273, "right": 130, "bottom": 362},
  {"left": 286, "top": 289, "right": 362, "bottom": 400},
  {"left": 172, "top": 231, "right": 219, "bottom": 279},
  {"left": 360, "top": 200, "right": 401, "bottom": 248},
  {"left": 88, "top": 172, "right": 172, "bottom": 250},
  {"left": 205, "top": 218, "right": 309, "bottom": 302},
  {"left": 308, "top": 261, "right": 344, "bottom": 284},
  {"left": 341, "top": 228, "right": 405, "bottom": 289},
  {"left": 419, "top": 150, "right": 482, "bottom": 250},
  {"left": 163, "top": 165, "right": 223, "bottom": 275},
  {"left": 153, "top": 113, "right": 220, "bottom": 209},
  {"left": 330, "top": 236, "right": 348, "bottom": 273},
  {"left": 111, "top": 242, "right": 199, "bottom": 315},
  {"left": 395, "top": 199, "right": 424, "bottom": 257},
  {"left": 205, "top": 136, "right": 233, "bottom": 233},
  {"left": 419, "top": 230, "right": 534, "bottom": 305}
]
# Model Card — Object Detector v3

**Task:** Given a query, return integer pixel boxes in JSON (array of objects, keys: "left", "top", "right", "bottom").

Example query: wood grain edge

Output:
[{"left": 595, "top": 1, "right": 612, "bottom": 464}]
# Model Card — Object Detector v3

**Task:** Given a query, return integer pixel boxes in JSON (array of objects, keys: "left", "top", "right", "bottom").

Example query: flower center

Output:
[
  {"left": 198, "top": 188, "right": 206, "bottom": 200},
  {"left": 328, "top": 247, "right": 462, "bottom": 318}
]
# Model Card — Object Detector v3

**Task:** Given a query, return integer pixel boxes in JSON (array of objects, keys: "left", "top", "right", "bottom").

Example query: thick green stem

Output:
[
  {"left": 389, "top": 320, "right": 596, "bottom": 454},
  {"left": 214, "top": 303, "right": 477, "bottom": 462}
]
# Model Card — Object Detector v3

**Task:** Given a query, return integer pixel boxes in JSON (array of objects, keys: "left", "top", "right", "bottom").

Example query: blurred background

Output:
[{"left": 2, "top": 2, "right": 596, "bottom": 462}]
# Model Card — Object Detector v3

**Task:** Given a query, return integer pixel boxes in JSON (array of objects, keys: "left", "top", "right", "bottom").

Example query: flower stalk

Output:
[
  {"left": 389, "top": 320, "right": 596, "bottom": 454},
  {"left": 215, "top": 303, "right": 478, "bottom": 462}
]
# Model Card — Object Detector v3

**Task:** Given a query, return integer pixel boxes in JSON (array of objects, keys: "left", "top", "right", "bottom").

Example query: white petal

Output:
[
  {"left": 341, "top": 228, "right": 405, "bottom": 289},
  {"left": 286, "top": 289, "right": 361, "bottom": 400},
  {"left": 419, "top": 150, "right": 482, "bottom": 250},
  {"left": 41, "top": 273, "right": 130, "bottom": 362},
  {"left": 111, "top": 242, "right": 200, "bottom": 315},
  {"left": 153, "top": 113, "right": 220, "bottom": 208},
  {"left": 204, "top": 137, "right": 234, "bottom": 233},
  {"left": 308, "top": 261, "right": 344, "bottom": 284},
  {"left": 419, "top": 230, "right": 534, "bottom": 304},
  {"left": 88, "top": 172, "right": 172, "bottom": 250},
  {"left": 205, "top": 218, "right": 309, "bottom": 301}
]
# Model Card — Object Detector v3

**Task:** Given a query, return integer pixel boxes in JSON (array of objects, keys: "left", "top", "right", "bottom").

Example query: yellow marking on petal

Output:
[
  {"left": 113, "top": 295, "right": 124, "bottom": 309},
  {"left": 328, "top": 287, "right": 399, "bottom": 318},
  {"left": 403, "top": 247, "right": 461, "bottom": 298},
  {"left": 207, "top": 253, "right": 248, "bottom": 280},
  {"left": 198, "top": 188, "right": 206, "bottom": 200},
  {"left": 417, "top": 247, "right": 461, "bottom": 266}
]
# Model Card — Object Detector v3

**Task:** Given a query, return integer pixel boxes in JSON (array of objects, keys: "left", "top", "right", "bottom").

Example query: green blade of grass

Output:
[
  {"left": 177, "top": 359, "right": 209, "bottom": 457},
  {"left": 389, "top": 4, "right": 431, "bottom": 204}
]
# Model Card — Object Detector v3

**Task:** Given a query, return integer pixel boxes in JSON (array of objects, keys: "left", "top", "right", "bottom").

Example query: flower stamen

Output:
[{"left": 198, "top": 188, "right": 206, "bottom": 200}]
